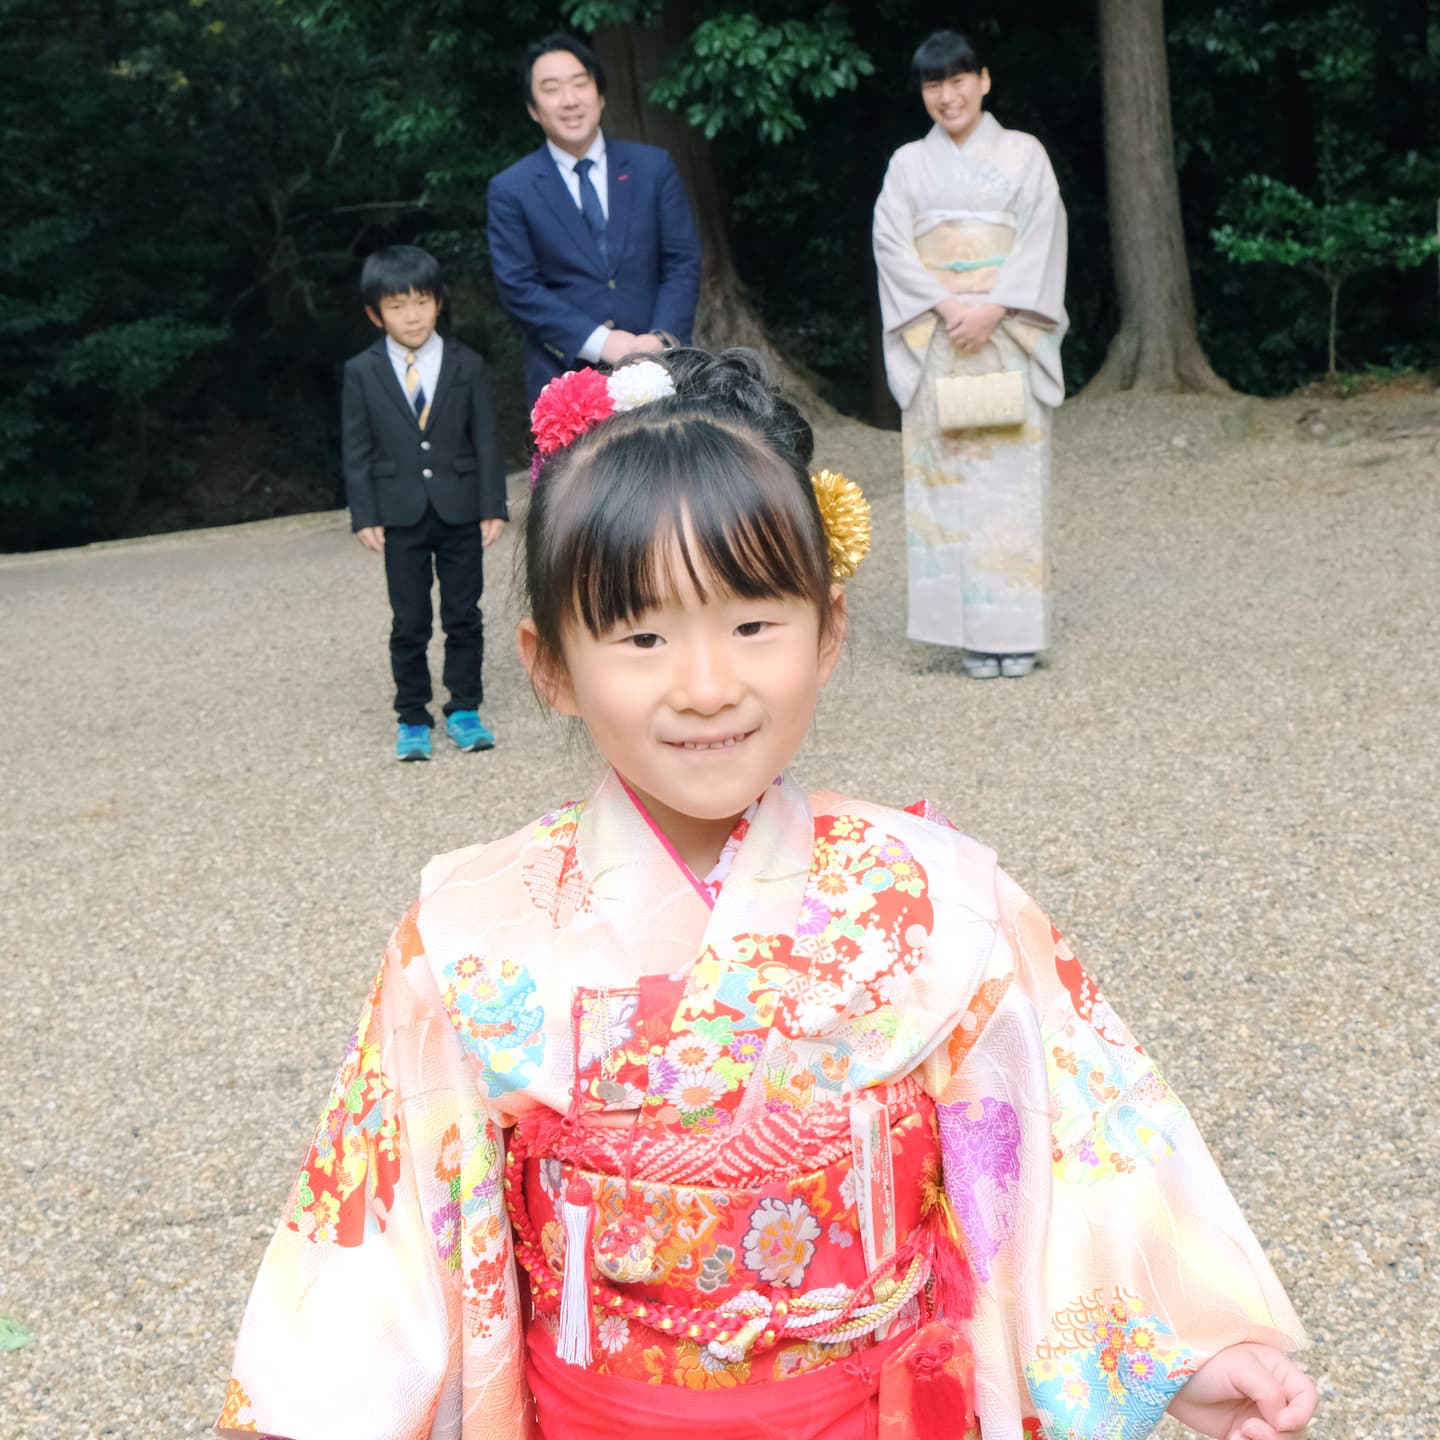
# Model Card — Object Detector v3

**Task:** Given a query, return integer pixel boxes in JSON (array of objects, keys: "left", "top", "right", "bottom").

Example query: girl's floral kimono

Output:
[{"left": 218, "top": 772, "right": 1302, "bottom": 1440}]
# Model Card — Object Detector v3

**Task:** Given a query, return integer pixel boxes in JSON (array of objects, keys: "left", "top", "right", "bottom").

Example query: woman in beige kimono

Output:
[{"left": 873, "top": 31, "right": 1068, "bottom": 679}]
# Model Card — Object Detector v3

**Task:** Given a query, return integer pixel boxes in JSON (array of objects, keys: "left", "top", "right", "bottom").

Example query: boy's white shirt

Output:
[{"left": 384, "top": 330, "right": 443, "bottom": 403}]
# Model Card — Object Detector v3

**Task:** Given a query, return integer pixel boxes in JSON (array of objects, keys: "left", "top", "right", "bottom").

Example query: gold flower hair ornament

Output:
[{"left": 810, "top": 469, "right": 871, "bottom": 582}]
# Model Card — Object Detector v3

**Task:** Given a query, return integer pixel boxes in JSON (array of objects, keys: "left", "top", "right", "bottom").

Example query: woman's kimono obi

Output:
[{"left": 218, "top": 772, "right": 1303, "bottom": 1440}]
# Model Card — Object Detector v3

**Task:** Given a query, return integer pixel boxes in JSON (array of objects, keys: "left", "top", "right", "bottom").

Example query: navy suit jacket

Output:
[
  {"left": 341, "top": 338, "right": 507, "bottom": 531},
  {"left": 486, "top": 137, "right": 702, "bottom": 403}
]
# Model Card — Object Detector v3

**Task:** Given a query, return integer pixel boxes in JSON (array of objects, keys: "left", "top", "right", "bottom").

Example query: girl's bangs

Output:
[{"left": 566, "top": 429, "right": 826, "bottom": 637}]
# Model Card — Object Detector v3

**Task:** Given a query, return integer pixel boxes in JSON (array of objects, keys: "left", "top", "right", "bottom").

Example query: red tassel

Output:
[
  {"left": 908, "top": 1328, "right": 976, "bottom": 1440},
  {"left": 917, "top": 1159, "right": 977, "bottom": 1322},
  {"left": 924, "top": 1215, "right": 977, "bottom": 1322}
]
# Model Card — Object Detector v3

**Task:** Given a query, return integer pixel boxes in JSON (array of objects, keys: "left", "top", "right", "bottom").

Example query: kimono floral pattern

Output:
[
  {"left": 521, "top": 801, "right": 593, "bottom": 927},
  {"left": 647, "top": 814, "right": 937, "bottom": 1130},
  {"left": 1025, "top": 1288, "right": 1193, "bottom": 1438},
  {"left": 778, "top": 817, "right": 932, "bottom": 1039},
  {"left": 741, "top": 1194, "right": 823, "bottom": 1286},
  {"left": 459, "top": 1115, "right": 510, "bottom": 1339},
  {"left": 1046, "top": 1008, "right": 1190, "bottom": 1186},
  {"left": 439, "top": 952, "right": 545, "bottom": 1095},
  {"left": 936, "top": 1095, "right": 1021, "bottom": 1282},
  {"left": 431, "top": 1122, "right": 463, "bottom": 1270},
  {"left": 1053, "top": 924, "right": 1142, "bottom": 1052},
  {"left": 222, "top": 778, "right": 1304, "bottom": 1440},
  {"left": 285, "top": 962, "right": 401, "bottom": 1246}
]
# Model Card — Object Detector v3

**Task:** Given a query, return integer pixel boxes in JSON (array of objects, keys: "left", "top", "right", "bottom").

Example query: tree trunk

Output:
[
  {"left": 1327, "top": 277, "right": 1341, "bottom": 379},
  {"left": 1084, "top": 0, "right": 1230, "bottom": 396},
  {"left": 592, "top": 8, "right": 840, "bottom": 423}
]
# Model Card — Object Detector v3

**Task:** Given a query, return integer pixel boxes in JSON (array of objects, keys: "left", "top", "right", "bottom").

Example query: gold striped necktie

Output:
[{"left": 404, "top": 351, "right": 430, "bottom": 428}]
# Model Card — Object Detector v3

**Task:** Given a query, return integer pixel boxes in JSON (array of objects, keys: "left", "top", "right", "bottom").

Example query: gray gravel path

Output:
[{"left": 2, "top": 391, "right": 1435, "bottom": 1438}]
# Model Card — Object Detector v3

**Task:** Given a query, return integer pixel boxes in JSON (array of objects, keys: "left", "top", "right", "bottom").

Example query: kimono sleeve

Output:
[
  {"left": 985, "top": 139, "right": 1068, "bottom": 330},
  {"left": 216, "top": 906, "right": 529, "bottom": 1440},
  {"left": 873, "top": 149, "right": 952, "bottom": 335},
  {"left": 924, "top": 869, "right": 1304, "bottom": 1440}
]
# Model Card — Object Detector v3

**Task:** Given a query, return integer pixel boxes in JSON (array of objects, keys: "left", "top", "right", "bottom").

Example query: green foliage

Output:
[
  {"left": 1177, "top": 0, "right": 1440, "bottom": 387},
  {"left": 563, "top": 0, "right": 663, "bottom": 28},
  {"left": 647, "top": 6, "right": 874, "bottom": 143},
  {"left": 6, "top": 0, "right": 1439, "bottom": 547},
  {"left": 1214, "top": 177, "right": 1436, "bottom": 286},
  {"left": 54, "top": 318, "right": 230, "bottom": 399}
]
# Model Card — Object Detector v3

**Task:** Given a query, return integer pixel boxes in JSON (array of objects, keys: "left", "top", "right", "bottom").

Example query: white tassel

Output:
[{"left": 556, "top": 1176, "right": 596, "bottom": 1366}]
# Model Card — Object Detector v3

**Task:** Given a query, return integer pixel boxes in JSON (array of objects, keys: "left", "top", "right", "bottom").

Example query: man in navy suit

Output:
[{"left": 487, "top": 33, "right": 702, "bottom": 405}]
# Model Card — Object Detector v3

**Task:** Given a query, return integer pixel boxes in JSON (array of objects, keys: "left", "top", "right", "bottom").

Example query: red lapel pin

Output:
[{"left": 617, "top": 173, "right": 630, "bottom": 181}]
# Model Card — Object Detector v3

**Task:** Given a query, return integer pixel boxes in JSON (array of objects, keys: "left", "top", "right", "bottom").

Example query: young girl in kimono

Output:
[{"left": 218, "top": 349, "right": 1315, "bottom": 1440}]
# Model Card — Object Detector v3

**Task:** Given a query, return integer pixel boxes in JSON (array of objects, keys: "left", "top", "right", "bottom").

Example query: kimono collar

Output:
[
  {"left": 575, "top": 769, "right": 815, "bottom": 939},
  {"left": 925, "top": 110, "right": 1001, "bottom": 160},
  {"left": 612, "top": 773, "right": 760, "bottom": 910}
]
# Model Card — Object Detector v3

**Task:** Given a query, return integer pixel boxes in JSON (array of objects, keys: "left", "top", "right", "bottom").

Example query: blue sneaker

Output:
[
  {"left": 395, "top": 723, "right": 432, "bottom": 762},
  {"left": 445, "top": 710, "right": 495, "bottom": 752}
]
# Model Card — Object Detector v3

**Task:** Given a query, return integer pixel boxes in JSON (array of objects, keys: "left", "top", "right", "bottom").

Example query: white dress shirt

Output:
[
  {"left": 384, "top": 330, "right": 443, "bottom": 411},
  {"left": 547, "top": 134, "right": 613, "bottom": 364},
  {"left": 545, "top": 132, "right": 610, "bottom": 219}
]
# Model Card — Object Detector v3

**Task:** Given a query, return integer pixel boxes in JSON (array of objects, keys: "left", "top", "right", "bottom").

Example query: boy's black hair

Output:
[
  {"left": 359, "top": 245, "right": 447, "bottom": 310},
  {"left": 911, "top": 30, "right": 985, "bottom": 86},
  {"left": 521, "top": 32, "right": 607, "bottom": 105},
  {"left": 524, "top": 348, "right": 836, "bottom": 677}
]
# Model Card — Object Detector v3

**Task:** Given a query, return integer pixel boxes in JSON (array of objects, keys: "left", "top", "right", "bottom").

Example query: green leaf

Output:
[{"left": 0, "top": 1316, "right": 35, "bottom": 1351}]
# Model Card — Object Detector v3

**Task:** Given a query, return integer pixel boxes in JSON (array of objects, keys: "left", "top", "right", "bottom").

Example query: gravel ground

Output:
[{"left": 1, "top": 388, "right": 1436, "bottom": 1438}]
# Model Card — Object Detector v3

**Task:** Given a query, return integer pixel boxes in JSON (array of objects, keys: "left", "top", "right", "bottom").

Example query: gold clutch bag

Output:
[{"left": 935, "top": 370, "right": 1027, "bottom": 430}]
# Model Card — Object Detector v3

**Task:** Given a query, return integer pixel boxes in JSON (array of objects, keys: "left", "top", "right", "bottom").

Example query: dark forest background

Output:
[{"left": 2, "top": 0, "right": 1436, "bottom": 551}]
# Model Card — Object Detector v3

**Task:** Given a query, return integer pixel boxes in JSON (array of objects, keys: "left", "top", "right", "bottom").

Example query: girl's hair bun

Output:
[{"left": 658, "top": 346, "right": 815, "bottom": 472}]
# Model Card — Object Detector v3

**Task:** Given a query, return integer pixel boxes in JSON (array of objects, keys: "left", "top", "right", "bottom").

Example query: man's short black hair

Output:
[
  {"left": 911, "top": 30, "right": 985, "bottom": 87},
  {"left": 359, "top": 245, "right": 447, "bottom": 309},
  {"left": 521, "top": 32, "right": 606, "bottom": 105}
]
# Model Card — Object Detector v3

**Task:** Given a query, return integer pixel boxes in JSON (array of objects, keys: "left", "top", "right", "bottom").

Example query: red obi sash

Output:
[{"left": 507, "top": 1080, "right": 977, "bottom": 1439}]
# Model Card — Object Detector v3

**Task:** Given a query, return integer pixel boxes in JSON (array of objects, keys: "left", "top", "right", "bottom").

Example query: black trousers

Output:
[{"left": 381, "top": 505, "right": 485, "bottom": 726}]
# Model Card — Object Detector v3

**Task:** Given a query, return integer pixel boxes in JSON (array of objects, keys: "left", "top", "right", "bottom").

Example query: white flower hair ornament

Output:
[
  {"left": 605, "top": 359, "right": 678, "bottom": 412},
  {"left": 525, "top": 360, "right": 871, "bottom": 581}
]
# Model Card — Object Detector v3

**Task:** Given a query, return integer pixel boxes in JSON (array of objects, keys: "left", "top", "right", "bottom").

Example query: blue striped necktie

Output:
[{"left": 574, "top": 157, "right": 609, "bottom": 267}]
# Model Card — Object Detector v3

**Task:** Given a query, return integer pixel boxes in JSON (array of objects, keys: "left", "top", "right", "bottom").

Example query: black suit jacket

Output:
[{"left": 342, "top": 338, "right": 507, "bottom": 531}]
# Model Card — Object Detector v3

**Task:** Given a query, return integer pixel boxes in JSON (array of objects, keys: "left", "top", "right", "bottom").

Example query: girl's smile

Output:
[
  {"left": 522, "top": 529, "right": 845, "bottom": 877},
  {"left": 665, "top": 729, "right": 757, "bottom": 752}
]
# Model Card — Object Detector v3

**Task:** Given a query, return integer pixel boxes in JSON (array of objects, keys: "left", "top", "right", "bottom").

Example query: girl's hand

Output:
[
  {"left": 936, "top": 299, "right": 1007, "bottom": 354},
  {"left": 1167, "top": 1343, "right": 1317, "bottom": 1440}
]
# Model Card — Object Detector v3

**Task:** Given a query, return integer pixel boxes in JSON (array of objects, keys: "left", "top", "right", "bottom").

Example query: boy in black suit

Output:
[{"left": 343, "top": 246, "right": 508, "bottom": 761}]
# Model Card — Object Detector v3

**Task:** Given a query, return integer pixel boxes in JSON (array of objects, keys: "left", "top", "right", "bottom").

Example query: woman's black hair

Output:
[
  {"left": 910, "top": 30, "right": 985, "bottom": 86},
  {"left": 522, "top": 32, "right": 607, "bottom": 104},
  {"left": 359, "top": 244, "right": 448, "bottom": 308},
  {"left": 524, "top": 348, "right": 835, "bottom": 676}
]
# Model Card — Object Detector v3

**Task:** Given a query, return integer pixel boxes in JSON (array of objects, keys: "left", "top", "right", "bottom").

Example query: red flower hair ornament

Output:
[
  {"left": 528, "top": 361, "right": 679, "bottom": 488},
  {"left": 524, "top": 359, "right": 872, "bottom": 581}
]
